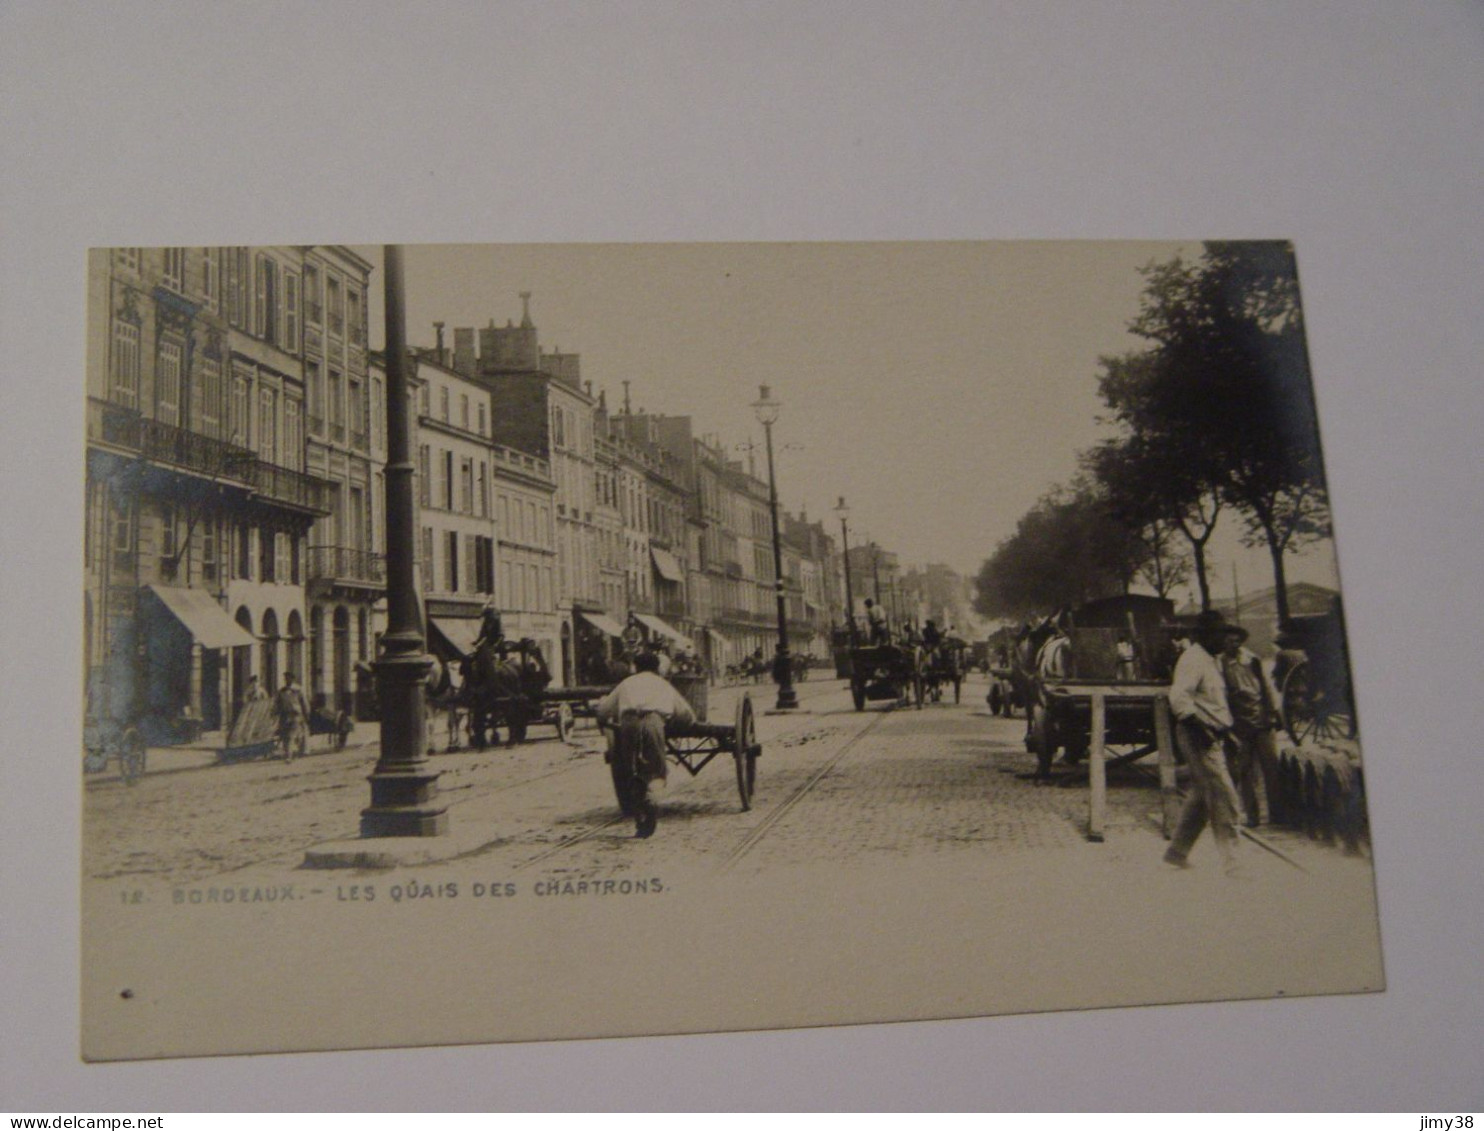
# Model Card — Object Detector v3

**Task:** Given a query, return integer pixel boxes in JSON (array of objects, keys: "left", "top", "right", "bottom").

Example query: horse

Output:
[
  {"left": 424, "top": 657, "right": 467, "bottom": 753},
  {"left": 1009, "top": 616, "right": 1058, "bottom": 740},
  {"left": 459, "top": 638, "right": 552, "bottom": 748}
]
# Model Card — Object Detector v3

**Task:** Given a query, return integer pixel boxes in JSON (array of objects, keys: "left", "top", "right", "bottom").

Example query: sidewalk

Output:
[{"left": 118, "top": 718, "right": 387, "bottom": 781}]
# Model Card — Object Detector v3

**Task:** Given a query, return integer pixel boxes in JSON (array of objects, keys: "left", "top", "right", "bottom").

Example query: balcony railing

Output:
[
  {"left": 308, "top": 546, "right": 385, "bottom": 585},
  {"left": 88, "top": 397, "right": 336, "bottom": 515}
]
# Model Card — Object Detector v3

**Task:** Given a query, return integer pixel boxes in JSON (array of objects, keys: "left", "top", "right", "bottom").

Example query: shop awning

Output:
[
  {"left": 579, "top": 610, "right": 626, "bottom": 638},
  {"left": 650, "top": 547, "right": 684, "bottom": 583},
  {"left": 429, "top": 616, "right": 481, "bottom": 658},
  {"left": 634, "top": 613, "right": 688, "bottom": 645},
  {"left": 146, "top": 584, "right": 256, "bottom": 650}
]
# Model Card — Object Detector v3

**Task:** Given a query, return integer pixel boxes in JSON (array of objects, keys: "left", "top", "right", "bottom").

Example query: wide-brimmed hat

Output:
[
  {"left": 1192, "top": 610, "right": 1232, "bottom": 638},
  {"left": 1223, "top": 624, "right": 1250, "bottom": 644}
]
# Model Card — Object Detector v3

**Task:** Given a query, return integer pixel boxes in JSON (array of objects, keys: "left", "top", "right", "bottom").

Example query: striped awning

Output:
[
  {"left": 650, "top": 547, "right": 684, "bottom": 583},
  {"left": 146, "top": 585, "right": 256, "bottom": 650}
]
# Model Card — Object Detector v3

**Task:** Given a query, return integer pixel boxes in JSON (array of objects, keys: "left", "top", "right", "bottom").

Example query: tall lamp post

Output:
[
  {"left": 752, "top": 384, "right": 799, "bottom": 711},
  {"left": 361, "top": 245, "right": 446, "bottom": 837},
  {"left": 834, "top": 496, "right": 858, "bottom": 652}
]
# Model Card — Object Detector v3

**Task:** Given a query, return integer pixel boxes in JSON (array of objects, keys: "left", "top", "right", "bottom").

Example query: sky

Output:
[{"left": 357, "top": 240, "right": 1342, "bottom": 602}]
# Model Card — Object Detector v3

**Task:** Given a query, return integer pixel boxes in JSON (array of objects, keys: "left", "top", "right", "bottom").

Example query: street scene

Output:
[{"left": 80, "top": 240, "right": 1379, "bottom": 1060}]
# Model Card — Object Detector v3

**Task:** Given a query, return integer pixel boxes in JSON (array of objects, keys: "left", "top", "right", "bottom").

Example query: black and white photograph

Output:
[
  {"left": 4, "top": 0, "right": 1482, "bottom": 1114},
  {"left": 78, "top": 239, "right": 1382, "bottom": 1059}
]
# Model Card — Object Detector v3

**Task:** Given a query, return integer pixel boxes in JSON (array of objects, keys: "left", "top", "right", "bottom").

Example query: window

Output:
[
  {"left": 284, "top": 399, "right": 301, "bottom": 470},
  {"left": 156, "top": 338, "right": 182, "bottom": 425},
  {"left": 275, "top": 532, "right": 291, "bottom": 583},
  {"left": 284, "top": 271, "right": 299, "bottom": 353},
  {"left": 201, "top": 516, "right": 218, "bottom": 583},
  {"left": 159, "top": 505, "right": 178, "bottom": 573},
  {"left": 552, "top": 408, "right": 564, "bottom": 448},
  {"left": 111, "top": 498, "right": 132, "bottom": 573},
  {"left": 260, "top": 526, "right": 275, "bottom": 582},
  {"left": 115, "top": 248, "right": 140, "bottom": 272},
  {"left": 329, "top": 367, "right": 343, "bottom": 429},
  {"left": 258, "top": 387, "right": 276, "bottom": 463},
  {"left": 440, "top": 386, "right": 449, "bottom": 422},
  {"left": 199, "top": 355, "right": 222, "bottom": 437},
  {"left": 237, "top": 522, "right": 252, "bottom": 580},
  {"left": 478, "top": 403, "right": 486, "bottom": 435},
  {"left": 445, "top": 530, "right": 459, "bottom": 592},
  {"left": 420, "top": 526, "right": 434, "bottom": 591},
  {"left": 349, "top": 378, "right": 365, "bottom": 444},
  {"left": 371, "top": 377, "right": 384, "bottom": 450},
  {"left": 478, "top": 462, "right": 488, "bottom": 517},
  {"left": 460, "top": 394, "right": 469, "bottom": 429},
  {"left": 347, "top": 289, "right": 362, "bottom": 346},
  {"left": 303, "top": 263, "right": 321, "bottom": 325},
  {"left": 442, "top": 450, "right": 454, "bottom": 511},
  {"left": 255, "top": 255, "right": 278, "bottom": 342},
  {"left": 202, "top": 248, "right": 219, "bottom": 313},
  {"left": 327, "top": 275, "right": 343, "bottom": 336},
  {"left": 418, "top": 445, "right": 431, "bottom": 507},
  {"left": 418, "top": 384, "right": 429, "bottom": 417},
  {"left": 162, "top": 248, "right": 186, "bottom": 293},
  {"left": 306, "top": 360, "right": 323, "bottom": 427},
  {"left": 459, "top": 458, "right": 472, "bottom": 514},
  {"left": 230, "top": 371, "right": 251, "bottom": 447},
  {"left": 110, "top": 319, "right": 140, "bottom": 408}
]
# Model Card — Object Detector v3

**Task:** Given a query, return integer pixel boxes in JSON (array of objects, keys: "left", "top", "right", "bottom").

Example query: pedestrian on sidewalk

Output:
[
  {"left": 595, "top": 650, "right": 695, "bottom": 838},
  {"left": 1163, "top": 611, "right": 1246, "bottom": 875},
  {"left": 1219, "top": 623, "right": 1281, "bottom": 827},
  {"left": 274, "top": 672, "right": 310, "bottom": 763}
]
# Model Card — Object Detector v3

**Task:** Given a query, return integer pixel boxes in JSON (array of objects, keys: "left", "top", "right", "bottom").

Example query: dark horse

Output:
[{"left": 460, "top": 639, "right": 553, "bottom": 748}]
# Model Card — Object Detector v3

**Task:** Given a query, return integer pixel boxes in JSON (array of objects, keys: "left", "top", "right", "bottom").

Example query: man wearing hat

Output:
[
  {"left": 1219, "top": 623, "right": 1281, "bottom": 827},
  {"left": 1164, "top": 610, "right": 1246, "bottom": 873}
]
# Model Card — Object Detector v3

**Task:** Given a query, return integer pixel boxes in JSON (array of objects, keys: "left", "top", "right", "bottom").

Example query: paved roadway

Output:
[{"left": 83, "top": 673, "right": 1354, "bottom": 885}]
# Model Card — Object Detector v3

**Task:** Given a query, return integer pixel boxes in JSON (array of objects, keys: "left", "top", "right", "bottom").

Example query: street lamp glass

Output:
[
  {"left": 751, "top": 383, "right": 781, "bottom": 426},
  {"left": 833, "top": 496, "right": 849, "bottom": 523}
]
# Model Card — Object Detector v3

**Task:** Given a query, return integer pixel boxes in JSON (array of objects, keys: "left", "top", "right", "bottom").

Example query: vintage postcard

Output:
[{"left": 80, "top": 241, "right": 1381, "bottom": 1060}]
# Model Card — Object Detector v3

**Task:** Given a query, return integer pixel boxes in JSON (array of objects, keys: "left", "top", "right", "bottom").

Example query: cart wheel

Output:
[
  {"left": 851, "top": 677, "right": 866, "bottom": 712},
  {"left": 733, "top": 694, "right": 757, "bottom": 811},
  {"left": 1281, "top": 661, "right": 1314, "bottom": 746},
  {"left": 120, "top": 727, "right": 146, "bottom": 785}
]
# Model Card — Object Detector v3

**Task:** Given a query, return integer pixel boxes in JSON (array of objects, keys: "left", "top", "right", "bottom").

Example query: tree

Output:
[
  {"left": 1111, "top": 241, "right": 1331, "bottom": 624},
  {"left": 973, "top": 480, "right": 1147, "bottom": 620}
]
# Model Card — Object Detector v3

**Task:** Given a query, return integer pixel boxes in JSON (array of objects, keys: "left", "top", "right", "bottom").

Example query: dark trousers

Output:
[{"left": 616, "top": 711, "right": 668, "bottom": 824}]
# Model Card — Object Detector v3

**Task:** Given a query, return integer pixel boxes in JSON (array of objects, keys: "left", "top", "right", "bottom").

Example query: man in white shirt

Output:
[
  {"left": 1164, "top": 611, "right": 1246, "bottom": 873},
  {"left": 596, "top": 650, "right": 697, "bottom": 838}
]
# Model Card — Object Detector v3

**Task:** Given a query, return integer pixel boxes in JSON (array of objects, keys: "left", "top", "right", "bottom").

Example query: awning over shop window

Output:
[
  {"left": 650, "top": 547, "right": 684, "bottom": 583},
  {"left": 579, "top": 610, "right": 626, "bottom": 638},
  {"left": 146, "top": 584, "right": 256, "bottom": 650},
  {"left": 634, "top": 613, "right": 688, "bottom": 645},
  {"left": 429, "top": 616, "right": 481, "bottom": 659}
]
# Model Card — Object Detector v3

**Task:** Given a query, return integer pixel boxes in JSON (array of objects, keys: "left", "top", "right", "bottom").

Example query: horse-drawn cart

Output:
[
  {"left": 922, "top": 639, "right": 968, "bottom": 704},
  {"left": 1275, "top": 600, "right": 1358, "bottom": 745},
  {"left": 848, "top": 642, "right": 924, "bottom": 711}
]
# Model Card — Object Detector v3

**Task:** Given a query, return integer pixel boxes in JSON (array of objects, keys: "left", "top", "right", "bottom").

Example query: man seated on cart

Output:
[{"left": 595, "top": 650, "right": 696, "bottom": 839}]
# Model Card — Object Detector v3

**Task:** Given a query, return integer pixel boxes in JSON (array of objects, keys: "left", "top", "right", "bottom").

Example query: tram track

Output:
[{"left": 717, "top": 705, "right": 890, "bottom": 873}]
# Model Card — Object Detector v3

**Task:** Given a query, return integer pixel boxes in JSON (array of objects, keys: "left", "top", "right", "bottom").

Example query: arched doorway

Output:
[
  {"left": 309, "top": 605, "right": 325, "bottom": 699},
  {"left": 287, "top": 610, "right": 304, "bottom": 681},
  {"left": 232, "top": 606, "right": 254, "bottom": 717},
  {"left": 261, "top": 609, "right": 280, "bottom": 693},
  {"left": 333, "top": 606, "right": 351, "bottom": 713}
]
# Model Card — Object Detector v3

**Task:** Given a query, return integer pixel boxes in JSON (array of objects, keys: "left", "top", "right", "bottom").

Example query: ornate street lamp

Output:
[
  {"left": 833, "top": 496, "right": 858, "bottom": 652},
  {"left": 362, "top": 245, "right": 446, "bottom": 837},
  {"left": 751, "top": 384, "right": 799, "bottom": 711}
]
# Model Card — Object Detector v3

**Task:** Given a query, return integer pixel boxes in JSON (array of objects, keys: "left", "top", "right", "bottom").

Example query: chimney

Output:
[
  {"left": 519, "top": 291, "right": 533, "bottom": 328},
  {"left": 622, "top": 380, "right": 632, "bottom": 414},
  {"left": 433, "top": 322, "right": 445, "bottom": 366}
]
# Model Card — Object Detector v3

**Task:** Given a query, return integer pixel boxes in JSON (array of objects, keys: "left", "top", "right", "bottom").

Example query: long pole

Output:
[
  {"left": 362, "top": 245, "right": 446, "bottom": 837},
  {"left": 763, "top": 418, "right": 799, "bottom": 710},
  {"left": 839, "top": 515, "right": 858, "bottom": 652}
]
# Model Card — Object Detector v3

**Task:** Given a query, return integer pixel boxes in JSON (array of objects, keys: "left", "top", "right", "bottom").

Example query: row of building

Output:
[{"left": 83, "top": 245, "right": 966, "bottom": 736}]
